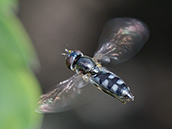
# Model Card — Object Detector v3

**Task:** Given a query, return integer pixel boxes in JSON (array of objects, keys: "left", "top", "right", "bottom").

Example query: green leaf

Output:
[
  {"left": 0, "top": 0, "right": 18, "bottom": 14},
  {"left": 0, "top": 8, "right": 42, "bottom": 129},
  {"left": 0, "top": 64, "right": 42, "bottom": 129},
  {"left": 0, "top": 14, "right": 39, "bottom": 69}
]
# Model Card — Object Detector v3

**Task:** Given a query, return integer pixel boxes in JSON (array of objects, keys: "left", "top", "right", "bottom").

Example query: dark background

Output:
[{"left": 18, "top": 0, "right": 172, "bottom": 129}]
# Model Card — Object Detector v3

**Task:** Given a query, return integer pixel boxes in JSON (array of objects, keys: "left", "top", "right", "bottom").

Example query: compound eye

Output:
[
  {"left": 65, "top": 50, "right": 83, "bottom": 70},
  {"left": 66, "top": 56, "right": 75, "bottom": 70}
]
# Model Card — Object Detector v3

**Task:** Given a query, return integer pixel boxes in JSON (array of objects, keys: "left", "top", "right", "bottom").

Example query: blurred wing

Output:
[
  {"left": 94, "top": 18, "right": 149, "bottom": 64},
  {"left": 36, "top": 73, "right": 87, "bottom": 113}
]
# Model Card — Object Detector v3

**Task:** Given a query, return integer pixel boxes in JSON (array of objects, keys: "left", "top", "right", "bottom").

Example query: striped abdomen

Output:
[{"left": 90, "top": 69, "right": 134, "bottom": 103}]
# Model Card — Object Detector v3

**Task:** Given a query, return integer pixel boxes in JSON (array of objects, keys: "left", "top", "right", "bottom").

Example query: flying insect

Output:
[{"left": 37, "top": 18, "right": 149, "bottom": 113}]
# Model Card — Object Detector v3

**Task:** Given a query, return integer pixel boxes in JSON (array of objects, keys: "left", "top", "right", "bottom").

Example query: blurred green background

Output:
[
  {"left": 6, "top": 0, "right": 171, "bottom": 129},
  {"left": 0, "top": 0, "right": 42, "bottom": 129}
]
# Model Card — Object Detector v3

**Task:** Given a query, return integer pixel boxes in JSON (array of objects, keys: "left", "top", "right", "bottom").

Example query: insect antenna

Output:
[{"left": 61, "top": 49, "right": 73, "bottom": 57}]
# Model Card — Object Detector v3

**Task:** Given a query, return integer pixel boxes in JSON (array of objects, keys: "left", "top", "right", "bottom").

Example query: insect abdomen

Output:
[
  {"left": 90, "top": 69, "right": 134, "bottom": 103},
  {"left": 92, "top": 71, "right": 125, "bottom": 95}
]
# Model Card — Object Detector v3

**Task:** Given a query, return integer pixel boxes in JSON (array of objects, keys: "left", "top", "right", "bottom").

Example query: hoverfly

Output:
[{"left": 36, "top": 18, "right": 149, "bottom": 113}]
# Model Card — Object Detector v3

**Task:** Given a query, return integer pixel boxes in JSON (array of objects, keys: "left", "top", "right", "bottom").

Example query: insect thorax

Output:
[{"left": 73, "top": 56, "right": 99, "bottom": 75}]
